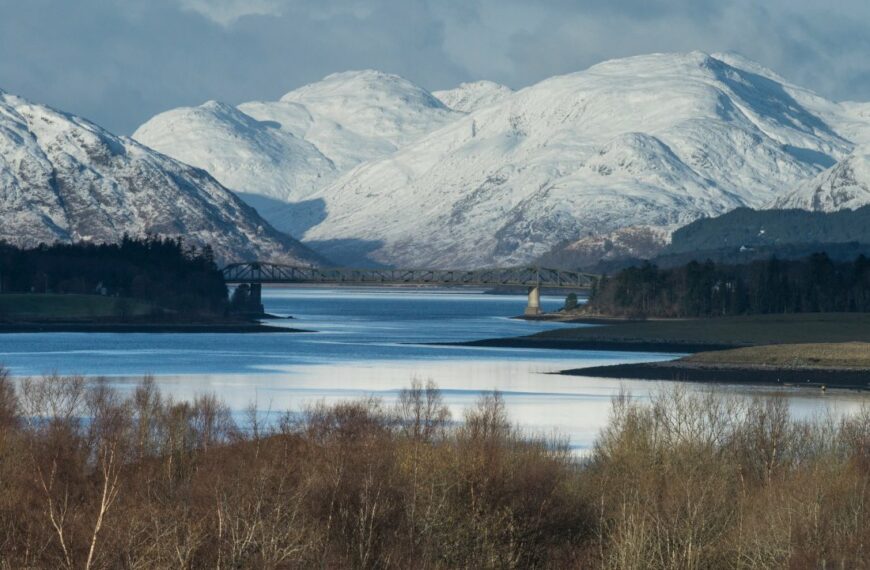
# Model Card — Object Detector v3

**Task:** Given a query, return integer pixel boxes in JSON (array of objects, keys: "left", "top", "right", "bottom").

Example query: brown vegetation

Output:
[
  {"left": 685, "top": 342, "right": 870, "bottom": 369},
  {"left": 2, "top": 370, "right": 870, "bottom": 568}
]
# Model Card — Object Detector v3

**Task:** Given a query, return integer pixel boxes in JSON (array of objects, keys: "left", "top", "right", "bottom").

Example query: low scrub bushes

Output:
[{"left": 1, "top": 369, "right": 869, "bottom": 568}]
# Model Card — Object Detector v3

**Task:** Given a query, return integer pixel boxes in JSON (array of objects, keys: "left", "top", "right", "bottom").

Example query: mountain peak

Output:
[
  {"left": 433, "top": 81, "right": 513, "bottom": 113},
  {"left": 135, "top": 71, "right": 459, "bottom": 225},
  {"left": 200, "top": 99, "right": 240, "bottom": 113},
  {"left": 321, "top": 69, "right": 406, "bottom": 82},
  {"left": 280, "top": 70, "right": 447, "bottom": 111}
]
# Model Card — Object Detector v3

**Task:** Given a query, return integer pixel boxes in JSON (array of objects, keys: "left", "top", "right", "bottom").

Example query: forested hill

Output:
[
  {"left": 0, "top": 237, "right": 228, "bottom": 317},
  {"left": 667, "top": 207, "right": 870, "bottom": 255},
  {"left": 587, "top": 254, "right": 870, "bottom": 318}
]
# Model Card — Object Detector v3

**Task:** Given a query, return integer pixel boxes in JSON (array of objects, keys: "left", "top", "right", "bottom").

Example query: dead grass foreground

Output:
[{"left": 2, "top": 369, "right": 870, "bottom": 568}]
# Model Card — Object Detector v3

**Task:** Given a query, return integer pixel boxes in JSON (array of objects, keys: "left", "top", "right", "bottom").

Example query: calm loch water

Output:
[{"left": 0, "top": 287, "right": 865, "bottom": 450}]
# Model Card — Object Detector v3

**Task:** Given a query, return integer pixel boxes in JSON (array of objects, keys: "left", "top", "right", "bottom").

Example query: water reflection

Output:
[{"left": 108, "top": 359, "right": 870, "bottom": 452}]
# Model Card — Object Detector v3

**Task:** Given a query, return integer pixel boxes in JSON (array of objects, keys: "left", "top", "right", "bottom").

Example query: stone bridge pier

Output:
[
  {"left": 524, "top": 285, "right": 541, "bottom": 316},
  {"left": 249, "top": 283, "right": 264, "bottom": 314}
]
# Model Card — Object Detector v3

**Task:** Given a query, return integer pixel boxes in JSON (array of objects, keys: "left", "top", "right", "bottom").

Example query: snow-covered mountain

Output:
[
  {"left": 132, "top": 52, "right": 870, "bottom": 269},
  {"left": 0, "top": 90, "right": 322, "bottom": 265},
  {"left": 831, "top": 102, "right": 870, "bottom": 146},
  {"left": 297, "top": 52, "right": 860, "bottom": 267},
  {"left": 773, "top": 148, "right": 870, "bottom": 212},
  {"left": 433, "top": 81, "right": 513, "bottom": 113},
  {"left": 134, "top": 71, "right": 459, "bottom": 227}
]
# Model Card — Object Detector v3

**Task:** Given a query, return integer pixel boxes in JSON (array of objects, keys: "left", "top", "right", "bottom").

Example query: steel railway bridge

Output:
[{"left": 222, "top": 262, "right": 599, "bottom": 315}]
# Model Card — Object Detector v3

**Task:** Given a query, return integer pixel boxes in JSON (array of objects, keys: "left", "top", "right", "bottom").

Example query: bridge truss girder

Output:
[{"left": 221, "top": 263, "right": 598, "bottom": 290}]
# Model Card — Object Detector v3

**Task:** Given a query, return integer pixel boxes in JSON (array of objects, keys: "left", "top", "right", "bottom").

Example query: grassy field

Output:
[
  {"left": 685, "top": 342, "right": 870, "bottom": 368},
  {"left": 0, "top": 294, "right": 153, "bottom": 321},
  {"left": 531, "top": 313, "right": 870, "bottom": 347}
]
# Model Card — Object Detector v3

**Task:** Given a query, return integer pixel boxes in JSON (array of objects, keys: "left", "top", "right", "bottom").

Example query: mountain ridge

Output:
[
  {"left": 134, "top": 70, "right": 460, "bottom": 230},
  {"left": 0, "top": 90, "right": 323, "bottom": 266},
  {"left": 132, "top": 52, "right": 870, "bottom": 268},
  {"left": 433, "top": 81, "right": 513, "bottom": 113},
  {"left": 297, "top": 51, "right": 864, "bottom": 267}
]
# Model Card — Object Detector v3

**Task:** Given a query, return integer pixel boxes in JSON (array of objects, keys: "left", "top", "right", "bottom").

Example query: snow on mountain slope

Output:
[
  {"left": 134, "top": 71, "right": 459, "bottom": 228},
  {"left": 713, "top": 53, "right": 870, "bottom": 149},
  {"left": 433, "top": 81, "right": 513, "bottom": 113},
  {"left": 274, "top": 70, "right": 455, "bottom": 158},
  {"left": 773, "top": 148, "right": 870, "bottom": 212},
  {"left": 132, "top": 100, "right": 337, "bottom": 205},
  {"left": 0, "top": 90, "right": 322, "bottom": 265},
  {"left": 836, "top": 102, "right": 870, "bottom": 146},
  {"left": 299, "top": 52, "right": 857, "bottom": 267}
]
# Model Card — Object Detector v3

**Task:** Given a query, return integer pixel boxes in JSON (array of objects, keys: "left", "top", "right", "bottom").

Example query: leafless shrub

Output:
[
  {"left": 395, "top": 378, "right": 450, "bottom": 442},
  {"left": 0, "top": 367, "right": 17, "bottom": 431},
  {"left": 4, "top": 374, "right": 870, "bottom": 568}
]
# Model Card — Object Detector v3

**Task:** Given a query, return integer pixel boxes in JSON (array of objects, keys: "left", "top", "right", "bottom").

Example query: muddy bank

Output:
[
  {"left": 564, "top": 361, "right": 870, "bottom": 390},
  {"left": 440, "top": 337, "right": 735, "bottom": 354},
  {"left": 526, "top": 314, "right": 870, "bottom": 346}
]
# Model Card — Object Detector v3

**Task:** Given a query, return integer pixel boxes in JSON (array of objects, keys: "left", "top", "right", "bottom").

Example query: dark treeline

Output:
[
  {"left": 588, "top": 253, "right": 870, "bottom": 318},
  {"left": 0, "top": 236, "right": 228, "bottom": 316},
  {"left": 668, "top": 205, "right": 870, "bottom": 255},
  {"left": 1, "top": 371, "right": 870, "bottom": 568}
]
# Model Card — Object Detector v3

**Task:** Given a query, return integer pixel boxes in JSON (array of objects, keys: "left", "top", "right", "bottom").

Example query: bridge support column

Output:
[
  {"left": 524, "top": 285, "right": 541, "bottom": 316},
  {"left": 249, "top": 283, "right": 265, "bottom": 314}
]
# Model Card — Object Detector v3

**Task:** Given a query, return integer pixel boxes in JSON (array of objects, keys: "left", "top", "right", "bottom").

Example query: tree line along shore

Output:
[
  {"left": 0, "top": 237, "right": 299, "bottom": 332},
  {"left": 496, "top": 253, "right": 870, "bottom": 387},
  {"left": 586, "top": 254, "right": 870, "bottom": 319},
  {"left": 2, "top": 371, "right": 870, "bottom": 569}
]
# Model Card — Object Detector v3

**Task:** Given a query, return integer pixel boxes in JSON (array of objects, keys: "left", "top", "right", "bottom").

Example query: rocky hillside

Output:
[{"left": 535, "top": 227, "right": 671, "bottom": 270}]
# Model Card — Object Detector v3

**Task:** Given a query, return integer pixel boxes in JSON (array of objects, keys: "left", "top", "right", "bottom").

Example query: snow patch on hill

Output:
[{"left": 433, "top": 81, "right": 513, "bottom": 113}]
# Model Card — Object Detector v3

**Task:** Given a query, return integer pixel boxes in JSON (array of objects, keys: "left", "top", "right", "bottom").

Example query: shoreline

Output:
[
  {"left": 449, "top": 315, "right": 870, "bottom": 390},
  {"left": 0, "top": 322, "right": 310, "bottom": 334},
  {"left": 440, "top": 337, "right": 736, "bottom": 354},
  {"left": 563, "top": 361, "right": 870, "bottom": 390}
]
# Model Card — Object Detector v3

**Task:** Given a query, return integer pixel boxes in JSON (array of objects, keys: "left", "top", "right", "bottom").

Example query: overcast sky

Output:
[{"left": 2, "top": 0, "right": 869, "bottom": 134}]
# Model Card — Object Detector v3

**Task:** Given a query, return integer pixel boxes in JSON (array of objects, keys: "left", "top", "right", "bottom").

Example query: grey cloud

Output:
[
  {"left": 0, "top": 0, "right": 467, "bottom": 132},
  {"left": 0, "top": 0, "right": 868, "bottom": 134}
]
